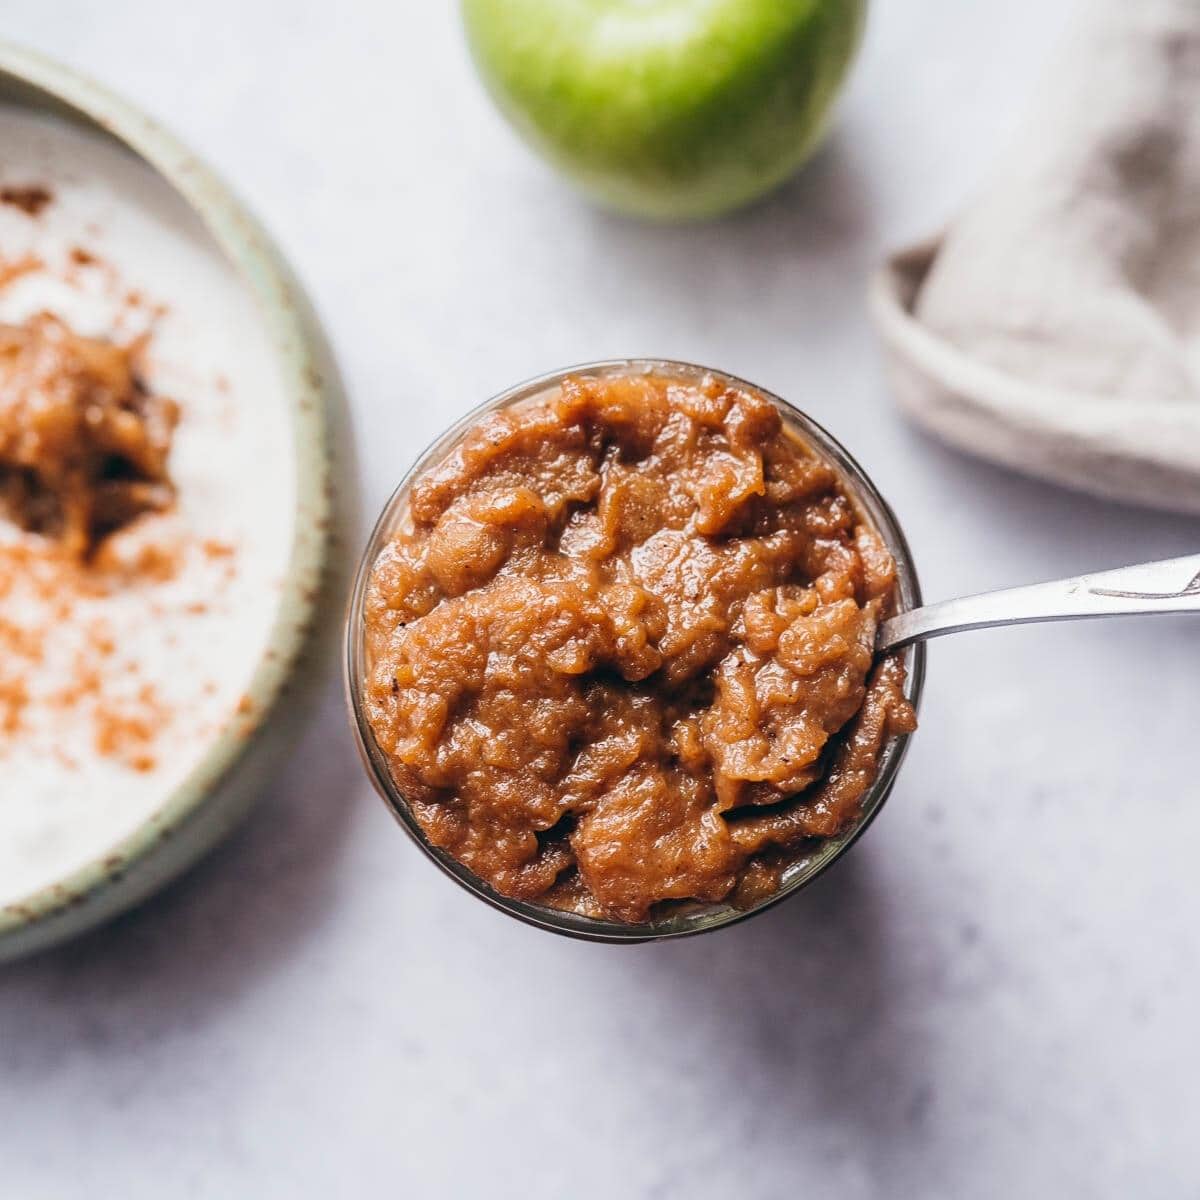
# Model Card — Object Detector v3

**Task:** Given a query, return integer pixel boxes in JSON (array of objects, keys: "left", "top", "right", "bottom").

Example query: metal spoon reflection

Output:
[{"left": 878, "top": 554, "right": 1200, "bottom": 654}]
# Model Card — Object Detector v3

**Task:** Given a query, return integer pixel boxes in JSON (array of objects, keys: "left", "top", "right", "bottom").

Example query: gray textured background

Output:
[{"left": 2, "top": 2, "right": 1197, "bottom": 1196}]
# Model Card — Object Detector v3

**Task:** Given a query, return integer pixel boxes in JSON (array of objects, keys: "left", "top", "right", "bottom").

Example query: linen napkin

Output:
[{"left": 871, "top": 0, "right": 1200, "bottom": 513}]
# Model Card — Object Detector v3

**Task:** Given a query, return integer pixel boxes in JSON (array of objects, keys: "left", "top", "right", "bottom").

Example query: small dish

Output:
[
  {"left": 346, "top": 359, "right": 924, "bottom": 942},
  {"left": 0, "top": 42, "right": 344, "bottom": 963}
]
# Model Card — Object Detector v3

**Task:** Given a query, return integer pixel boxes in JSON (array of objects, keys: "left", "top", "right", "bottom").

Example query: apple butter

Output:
[
  {"left": 363, "top": 371, "right": 915, "bottom": 923},
  {"left": 0, "top": 313, "right": 178, "bottom": 558}
]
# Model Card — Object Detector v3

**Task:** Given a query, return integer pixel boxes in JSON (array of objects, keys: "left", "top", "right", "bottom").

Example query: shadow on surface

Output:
[
  {"left": 0, "top": 678, "right": 364, "bottom": 1049},
  {"left": 584, "top": 130, "right": 876, "bottom": 277},
  {"left": 631, "top": 847, "right": 929, "bottom": 1165},
  {"left": 898, "top": 421, "right": 1200, "bottom": 577},
  {"left": 518, "top": 131, "right": 880, "bottom": 375}
]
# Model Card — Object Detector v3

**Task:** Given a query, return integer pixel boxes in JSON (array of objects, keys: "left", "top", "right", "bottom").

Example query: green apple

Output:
[{"left": 460, "top": 0, "right": 867, "bottom": 221}]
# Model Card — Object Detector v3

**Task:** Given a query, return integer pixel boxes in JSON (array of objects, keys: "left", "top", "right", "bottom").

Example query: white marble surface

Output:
[{"left": 2, "top": 2, "right": 1198, "bottom": 1196}]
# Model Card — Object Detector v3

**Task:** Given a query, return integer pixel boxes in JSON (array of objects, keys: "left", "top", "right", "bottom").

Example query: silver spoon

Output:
[{"left": 879, "top": 553, "right": 1200, "bottom": 653}]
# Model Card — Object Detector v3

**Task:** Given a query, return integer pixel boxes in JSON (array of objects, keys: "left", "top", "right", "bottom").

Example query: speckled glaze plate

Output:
[{"left": 0, "top": 41, "right": 348, "bottom": 963}]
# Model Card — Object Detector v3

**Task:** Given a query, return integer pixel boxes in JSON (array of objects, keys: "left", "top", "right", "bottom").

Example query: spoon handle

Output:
[{"left": 878, "top": 553, "right": 1200, "bottom": 653}]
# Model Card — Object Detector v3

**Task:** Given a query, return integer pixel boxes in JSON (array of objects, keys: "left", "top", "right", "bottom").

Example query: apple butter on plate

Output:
[
  {"left": 0, "top": 313, "right": 178, "bottom": 558},
  {"left": 354, "top": 365, "right": 918, "bottom": 931}
]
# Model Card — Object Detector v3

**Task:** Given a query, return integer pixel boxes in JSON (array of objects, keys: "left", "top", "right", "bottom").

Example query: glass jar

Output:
[{"left": 345, "top": 360, "right": 924, "bottom": 942}]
